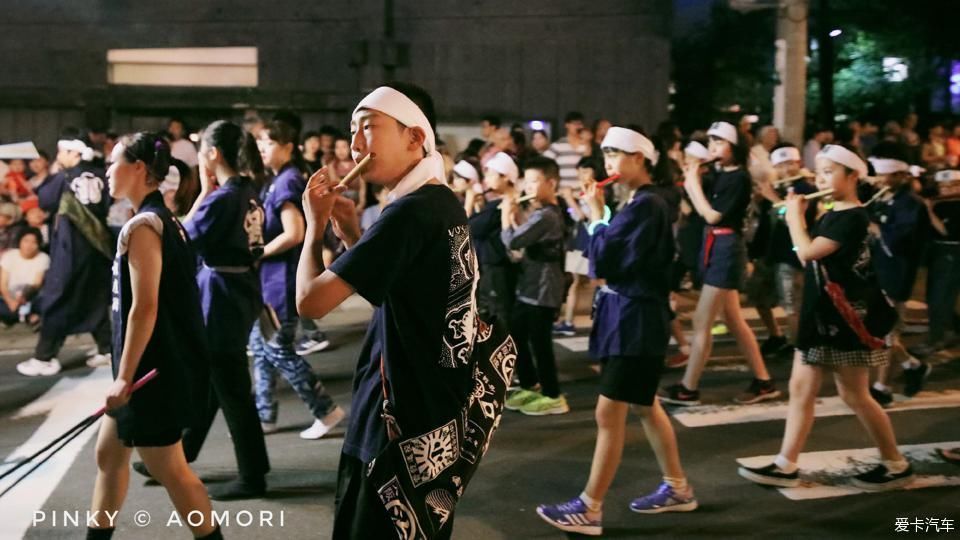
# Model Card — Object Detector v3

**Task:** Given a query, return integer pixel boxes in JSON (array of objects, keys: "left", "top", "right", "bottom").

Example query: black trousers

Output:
[
  {"left": 477, "top": 264, "right": 516, "bottom": 325},
  {"left": 511, "top": 302, "right": 561, "bottom": 398},
  {"left": 181, "top": 350, "right": 270, "bottom": 480},
  {"left": 333, "top": 454, "right": 402, "bottom": 540},
  {"left": 35, "top": 315, "right": 111, "bottom": 361}
]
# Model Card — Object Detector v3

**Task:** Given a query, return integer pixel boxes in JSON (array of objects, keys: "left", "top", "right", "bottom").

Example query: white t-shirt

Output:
[
  {"left": 170, "top": 138, "right": 198, "bottom": 168},
  {"left": 1, "top": 249, "right": 50, "bottom": 292}
]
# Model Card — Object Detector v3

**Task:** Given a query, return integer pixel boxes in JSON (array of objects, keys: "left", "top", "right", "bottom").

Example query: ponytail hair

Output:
[
  {"left": 201, "top": 120, "right": 265, "bottom": 181},
  {"left": 119, "top": 132, "right": 171, "bottom": 185}
]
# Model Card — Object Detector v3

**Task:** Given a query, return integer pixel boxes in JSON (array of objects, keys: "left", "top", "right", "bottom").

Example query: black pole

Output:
[{"left": 817, "top": 0, "right": 834, "bottom": 128}]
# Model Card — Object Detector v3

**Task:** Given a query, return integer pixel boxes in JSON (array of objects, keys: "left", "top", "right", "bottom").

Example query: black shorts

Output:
[
  {"left": 598, "top": 355, "right": 665, "bottom": 406},
  {"left": 108, "top": 402, "right": 185, "bottom": 448},
  {"left": 118, "top": 425, "right": 182, "bottom": 448}
]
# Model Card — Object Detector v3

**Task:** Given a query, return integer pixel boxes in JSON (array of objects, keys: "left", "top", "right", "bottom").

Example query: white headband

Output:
[
  {"left": 770, "top": 147, "right": 801, "bottom": 166},
  {"left": 160, "top": 165, "right": 180, "bottom": 194},
  {"left": 867, "top": 157, "right": 909, "bottom": 175},
  {"left": 600, "top": 127, "right": 659, "bottom": 165},
  {"left": 684, "top": 141, "right": 711, "bottom": 161},
  {"left": 453, "top": 160, "right": 479, "bottom": 182},
  {"left": 353, "top": 86, "right": 446, "bottom": 185},
  {"left": 57, "top": 139, "right": 88, "bottom": 154},
  {"left": 818, "top": 144, "right": 867, "bottom": 177},
  {"left": 485, "top": 152, "right": 519, "bottom": 183},
  {"left": 707, "top": 121, "right": 738, "bottom": 145}
]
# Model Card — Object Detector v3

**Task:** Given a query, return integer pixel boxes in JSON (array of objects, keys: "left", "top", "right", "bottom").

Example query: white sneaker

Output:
[
  {"left": 16, "top": 358, "right": 62, "bottom": 377},
  {"left": 260, "top": 422, "right": 278, "bottom": 435},
  {"left": 86, "top": 353, "right": 111, "bottom": 368},
  {"left": 300, "top": 406, "right": 345, "bottom": 440}
]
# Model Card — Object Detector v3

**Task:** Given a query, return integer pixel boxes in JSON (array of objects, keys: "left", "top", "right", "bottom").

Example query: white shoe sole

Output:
[
  {"left": 659, "top": 397, "right": 701, "bottom": 407},
  {"left": 535, "top": 508, "right": 601, "bottom": 536},
  {"left": 734, "top": 390, "right": 783, "bottom": 405},
  {"left": 849, "top": 475, "right": 913, "bottom": 492},
  {"left": 737, "top": 467, "right": 800, "bottom": 488},
  {"left": 630, "top": 500, "right": 699, "bottom": 514},
  {"left": 520, "top": 405, "right": 570, "bottom": 416},
  {"left": 296, "top": 340, "right": 331, "bottom": 356}
]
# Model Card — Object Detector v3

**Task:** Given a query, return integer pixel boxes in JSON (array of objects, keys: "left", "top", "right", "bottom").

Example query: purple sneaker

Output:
[
  {"left": 629, "top": 482, "right": 698, "bottom": 514},
  {"left": 536, "top": 496, "right": 602, "bottom": 536}
]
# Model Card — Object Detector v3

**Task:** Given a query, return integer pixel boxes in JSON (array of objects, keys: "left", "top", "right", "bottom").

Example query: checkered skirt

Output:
[{"left": 799, "top": 346, "right": 890, "bottom": 368}]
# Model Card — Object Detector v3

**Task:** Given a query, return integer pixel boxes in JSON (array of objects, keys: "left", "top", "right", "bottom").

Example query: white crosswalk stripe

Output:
[
  {"left": 736, "top": 441, "right": 960, "bottom": 500},
  {"left": 668, "top": 390, "right": 960, "bottom": 428},
  {"left": 0, "top": 369, "right": 111, "bottom": 539}
]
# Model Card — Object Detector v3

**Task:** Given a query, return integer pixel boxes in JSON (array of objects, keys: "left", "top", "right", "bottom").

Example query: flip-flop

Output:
[{"left": 936, "top": 448, "right": 960, "bottom": 466}]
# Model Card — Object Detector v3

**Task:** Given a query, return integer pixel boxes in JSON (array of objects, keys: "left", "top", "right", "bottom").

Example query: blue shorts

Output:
[{"left": 699, "top": 230, "right": 746, "bottom": 290}]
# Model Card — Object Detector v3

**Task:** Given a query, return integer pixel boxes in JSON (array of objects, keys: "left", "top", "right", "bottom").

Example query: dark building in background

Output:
[{"left": 0, "top": 0, "right": 671, "bottom": 153}]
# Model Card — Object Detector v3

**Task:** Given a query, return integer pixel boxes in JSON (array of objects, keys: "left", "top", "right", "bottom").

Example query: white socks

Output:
[
  {"left": 873, "top": 382, "right": 892, "bottom": 393},
  {"left": 774, "top": 455, "right": 799, "bottom": 474},
  {"left": 883, "top": 458, "right": 909, "bottom": 475},
  {"left": 579, "top": 492, "right": 602, "bottom": 514},
  {"left": 663, "top": 475, "right": 689, "bottom": 492}
]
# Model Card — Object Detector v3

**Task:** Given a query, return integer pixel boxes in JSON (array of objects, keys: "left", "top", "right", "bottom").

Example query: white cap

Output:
[
  {"left": 485, "top": 152, "right": 519, "bottom": 183},
  {"left": 453, "top": 160, "right": 479, "bottom": 182},
  {"left": 684, "top": 141, "right": 711, "bottom": 161},
  {"left": 818, "top": 144, "right": 868, "bottom": 177},
  {"left": 867, "top": 157, "right": 909, "bottom": 175},
  {"left": 160, "top": 165, "right": 180, "bottom": 194},
  {"left": 600, "top": 127, "right": 659, "bottom": 165},
  {"left": 770, "top": 146, "right": 801, "bottom": 166},
  {"left": 707, "top": 121, "right": 738, "bottom": 145}
]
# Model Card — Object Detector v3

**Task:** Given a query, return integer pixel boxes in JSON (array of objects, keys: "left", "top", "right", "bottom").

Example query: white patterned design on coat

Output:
[
  {"left": 377, "top": 476, "right": 425, "bottom": 540},
  {"left": 400, "top": 419, "right": 460, "bottom": 488}
]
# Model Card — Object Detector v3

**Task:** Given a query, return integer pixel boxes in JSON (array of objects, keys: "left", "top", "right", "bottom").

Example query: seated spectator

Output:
[
  {"left": 0, "top": 228, "right": 48, "bottom": 327},
  {"left": 27, "top": 151, "right": 51, "bottom": 191},
  {"left": 922, "top": 123, "right": 950, "bottom": 171},
  {"left": 0, "top": 202, "right": 22, "bottom": 252},
  {"left": 21, "top": 202, "right": 49, "bottom": 251},
  {"left": 2, "top": 159, "right": 34, "bottom": 204}
]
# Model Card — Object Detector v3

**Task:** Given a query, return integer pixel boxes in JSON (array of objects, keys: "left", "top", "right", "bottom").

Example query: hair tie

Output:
[{"left": 155, "top": 139, "right": 164, "bottom": 151}]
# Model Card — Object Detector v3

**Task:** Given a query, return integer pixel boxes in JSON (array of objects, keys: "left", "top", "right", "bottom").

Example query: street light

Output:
[{"left": 829, "top": 28, "right": 842, "bottom": 37}]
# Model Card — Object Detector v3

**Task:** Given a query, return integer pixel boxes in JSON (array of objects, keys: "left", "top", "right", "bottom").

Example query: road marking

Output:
[
  {"left": 0, "top": 369, "right": 111, "bottom": 539},
  {"left": 737, "top": 441, "right": 960, "bottom": 500},
  {"left": 669, "top": 390, "right": 960, "bottom": 428}
]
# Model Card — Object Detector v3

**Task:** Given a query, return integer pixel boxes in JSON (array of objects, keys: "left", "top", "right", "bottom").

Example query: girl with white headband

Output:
[
  {"left": 754, "top": 143, "right": 818, "bottom": 353},
  {"left": 537, "top": 127, "right": 696, "bottom": 537},
  {"left": 863, "top": 142, "right": 931, "bottom": 406},
  {"left": 466, "top": 151, "right": 520, "bottom": 324},
  {"left": 740, "top": 143, "right": 913, "bottom": 491},
  {"left": 298, "top": 82, "right": 502, "bottom": 538},
  {"left": 663, "top": 121, "right": 780, "bottom": 406}
]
